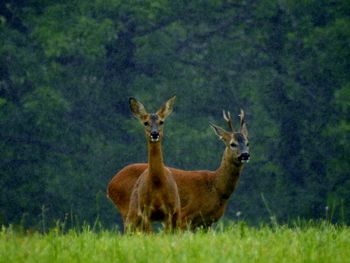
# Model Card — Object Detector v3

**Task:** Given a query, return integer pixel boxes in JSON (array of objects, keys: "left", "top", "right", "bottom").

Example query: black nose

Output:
[
  {"left": 151, "top": 131, "right": 159, "bottom": 139},
  {"left": 238, "top": 152, "right": 250, "bottom": 161}
]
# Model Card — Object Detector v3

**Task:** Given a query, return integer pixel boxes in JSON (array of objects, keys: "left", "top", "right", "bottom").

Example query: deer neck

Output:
[
  {"left": 214, "top": 147, "right": 244, "bottom": 199},
  {"left": 147, "top": 140, "right": 165, "bottom": 182}
]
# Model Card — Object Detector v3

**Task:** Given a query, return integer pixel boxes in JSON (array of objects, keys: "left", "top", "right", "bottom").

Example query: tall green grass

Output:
[{"left": 1, "top": 222, "right": 349, "bottom": 263}]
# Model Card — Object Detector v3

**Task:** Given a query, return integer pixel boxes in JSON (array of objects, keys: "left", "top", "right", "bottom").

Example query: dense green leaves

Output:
[{"left": 0, "top": 0, "right": 349, "bottom": 229}]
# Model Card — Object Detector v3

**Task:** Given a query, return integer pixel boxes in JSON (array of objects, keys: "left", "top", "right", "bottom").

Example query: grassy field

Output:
[{"left": 0, "top": 222, "right": 349, "bottom": 263}]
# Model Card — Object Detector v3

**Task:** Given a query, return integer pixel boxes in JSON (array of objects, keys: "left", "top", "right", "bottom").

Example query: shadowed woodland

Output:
[{"left": 1, "top": 0, "right": 349, "bottom": 229}]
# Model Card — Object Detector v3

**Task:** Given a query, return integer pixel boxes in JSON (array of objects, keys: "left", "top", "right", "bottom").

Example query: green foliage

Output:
[{"left": 0, "top": 0, "right": 349, "bottom": 228}]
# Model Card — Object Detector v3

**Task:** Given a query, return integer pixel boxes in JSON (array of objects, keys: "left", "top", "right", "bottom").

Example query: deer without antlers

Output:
[
  {"left": 124, "top": 96, "right": 181, "bottom": 232},
  {"left": 107, "top": 109, "right": 250, "bottom": 230}
]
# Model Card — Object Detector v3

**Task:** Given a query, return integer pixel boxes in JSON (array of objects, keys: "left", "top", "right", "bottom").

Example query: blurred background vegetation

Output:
[{"left": 1, "top": 0, "right": 349, "bottom": 230}]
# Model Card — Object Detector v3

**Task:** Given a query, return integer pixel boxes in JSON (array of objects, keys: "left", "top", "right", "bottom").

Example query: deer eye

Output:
[
  {"left": 230, "top": 143, "right": 237, "bottom": 148},
  {"left": 144, "top": 121, "right": 149, "bottom": 126},
  {"left": 159, "top": 120, "right": 164, "bottom": 125},
  {"left": 246, "top": 142, "right": 249, "bottom": 147}
]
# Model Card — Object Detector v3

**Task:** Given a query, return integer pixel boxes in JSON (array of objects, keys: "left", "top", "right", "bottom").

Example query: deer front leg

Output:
[
  {"left": 139, "top": 209, "right": 153, "bottom": 233},
  {"left": 164, "top": 213, "right": 174, "bottom": 233},
  {"left": 140, "top": 216, "right": 152, "bottom": 233},
  {"left": 164, "top": 211, "right": 180, "bottom": 232},
  {"left": 125, "top": 209, "right": 141, "bottom": 233}
]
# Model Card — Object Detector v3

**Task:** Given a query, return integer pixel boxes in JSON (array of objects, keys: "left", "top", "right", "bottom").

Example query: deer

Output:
[
  {"left": 124, "top": 96, "right": 181, "bottom": 232},
  {"left": 107, "top": 109, "right": 250, "bottom": 230}
]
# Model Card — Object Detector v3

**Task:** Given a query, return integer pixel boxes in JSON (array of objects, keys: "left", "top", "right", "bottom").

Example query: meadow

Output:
[{"left": 0, "top": 222, "right": 349, "bottom": 263}]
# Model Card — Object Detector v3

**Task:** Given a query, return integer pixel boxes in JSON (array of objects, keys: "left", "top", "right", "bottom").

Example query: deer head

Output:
[
  {"left": 210, "top": 109, "right": 250, "bottom": 163},
  {"left": 129, "top": 96, "right": 176, "bottom": 143}
]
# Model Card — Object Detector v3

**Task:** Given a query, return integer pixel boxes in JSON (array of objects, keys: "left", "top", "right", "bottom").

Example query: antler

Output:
[
  {"left": 239, "top": 109, "right": 245, "bottom": 127},
  {"left": 239, "top": 109, "right": 248, "bottom": 137},
  {"left": 222, "top": 110, "right": 234, "bottom": 132}
]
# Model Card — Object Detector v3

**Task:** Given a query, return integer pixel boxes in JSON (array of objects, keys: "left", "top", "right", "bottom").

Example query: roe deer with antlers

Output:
[
  {"left": 124, "top": 96, "right": 181, "bottom": 232},
  {"left": 108, "top": 109, "right": 249, "bottom": 230}
]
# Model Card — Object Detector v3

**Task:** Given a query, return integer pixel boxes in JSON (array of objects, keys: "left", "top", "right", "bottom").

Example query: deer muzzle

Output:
[
  {"left": 238, "top": 152, "right": 250, "bottom": 163},
  {"left": 150, "top": 131, "right": 160, "bottom": 142}
]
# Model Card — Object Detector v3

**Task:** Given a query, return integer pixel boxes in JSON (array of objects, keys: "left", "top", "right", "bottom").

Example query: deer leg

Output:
[
  {"left": 125, "top": 211, "right": 138, "bottom": 233},
  {"left": 125, "top": 204, "right": 145, "bottom": 233},
  {"left": 172, "top": 211, "right": 181, "bottom": 230},
  {"left": 179, "top": 210, "right": 192, "bottom": 231},
  {"left": 164, "top": 211, "right": 180, "bottom": 232},
  {"left": 163, "top": 213, "right": 173, "bottom": 233},
  {"left": 139, "top": 211, "right": 153, "bottom": 233},
  {"left": 141, "top": 217, "right": 152, "bottom": 233}
]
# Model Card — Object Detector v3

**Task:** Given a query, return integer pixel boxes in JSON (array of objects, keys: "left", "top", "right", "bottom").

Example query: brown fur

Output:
[
  {"left": 108, "top": 110, "right": 249, "bottom": 230},
  {"left": 124, "top": 96, "right": 181, "bottom": 232}
]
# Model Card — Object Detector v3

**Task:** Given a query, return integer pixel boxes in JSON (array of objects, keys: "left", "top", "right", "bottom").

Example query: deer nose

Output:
[
  {"left": 150, "top": 131, "right": 160, "bottom": 141},
  {"left": 238, "top": 152, "right": 250, "bottom": 162},
  {"left": 151, "top": 130, "right": 159, "bottom": 137}
]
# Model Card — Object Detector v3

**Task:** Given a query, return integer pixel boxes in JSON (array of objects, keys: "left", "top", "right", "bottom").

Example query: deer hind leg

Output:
[
  {"left": 172, "top": 210, "right": 181, "bottom": 230},
  {"left": 178, "top": 209, "right": 191, "bottom": 230}
]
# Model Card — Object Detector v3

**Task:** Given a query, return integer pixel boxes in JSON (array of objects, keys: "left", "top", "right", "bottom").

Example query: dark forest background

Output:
[{"left": 1, "top": 0, "right": 349, "bottom": 230}]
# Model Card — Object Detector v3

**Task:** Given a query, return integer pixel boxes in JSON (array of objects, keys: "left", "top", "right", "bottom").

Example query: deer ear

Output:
[
  {"left": 210, "top": 123, "right": 231, "bottom": 142},
  {"left": 129, "top": 97, "right": 148, "bottom": 120},
  {"left": 157, "top": 95, "right": 176, "bottom": 119},
  {"left": 239, "top": 109, "right": 248, "bottom": 138}
]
